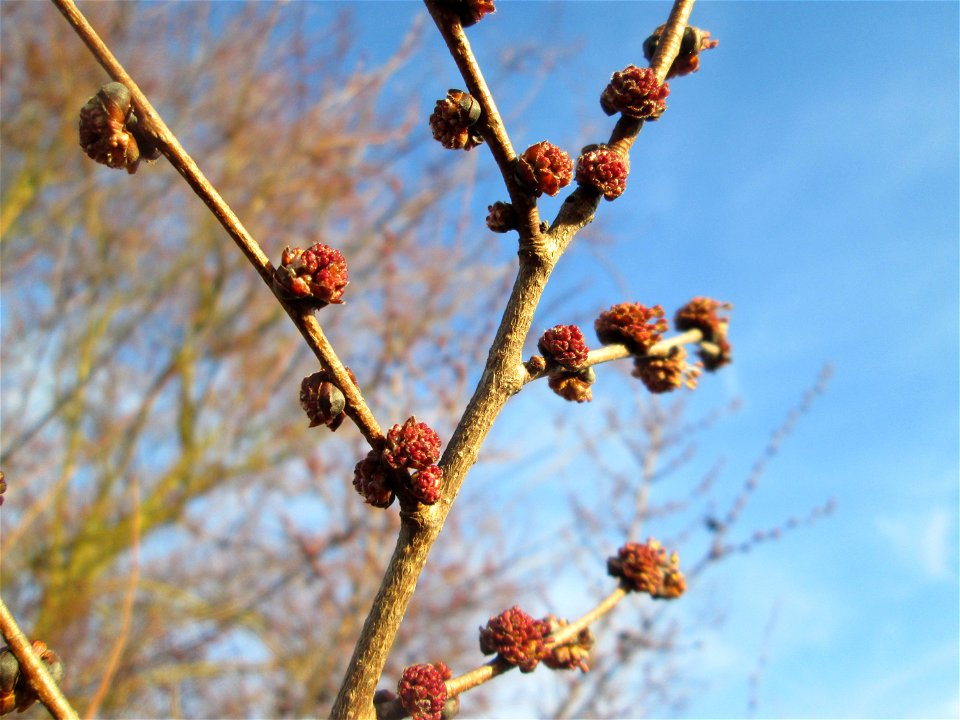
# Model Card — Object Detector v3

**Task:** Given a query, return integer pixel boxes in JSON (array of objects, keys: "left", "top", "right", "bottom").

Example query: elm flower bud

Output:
[
  {"left": 607, "top": 538, "right": 686, "bottom": 600},
  {"left": 548, "top": 366, "right": 595, "bottom": 403},
  {"left": 538, "top": 325, "right": 589, "bottom": 370},
  {"left": 479, "top": 606, "right": 549, "bottom": 673},
  {"left": 408, "top": 465, "right": 443, "bottom": 506},
  {"left": 353, "top": 451, "right": 395, "bottom": 509},
  {"left": 575, "top": 145, "right": 628, "bottom": 201},
  {"left": 486, "top": 201, "right": 518, "bottom": 233},
  {"left": 674, "top": 297, "right": 733, "bottom": 371},
  {"left": 600, "top": 65, "right": 669, "bottom": 120},
  {"left": 382, "top": 417, "right": 442, "bottom": 472},
  {"left": 273, "top": 243, "right": 349, "bottom": 309},
  {"left": 541, "top": 616, "right": 593, "bottom": 673},
  {"left": 79, "top": 82, "right": 141, "bottom": 173},
  {"left": 0, "top": 642, "right": 64, "bottom": 715},
  {"left": 430, "top": 89, "right": 484, "bottom": 151},
  {"left": 632, "top": 346, "right": 701, "bottom": 393},
  {"left": 643, "top": 24, "right": 719, "bottom": 79},
  {"left": 0, "top": 470, "right": 5, "bottom": 506},
  {"left": 398, "top": 663, "right": 448, "bottom": 720},
  {"left": 515, "top": 141, "right": 573, "bottom": 197},
  {"left": 299, "top": 372, "right": 347, "bottom": 430},
  {"left": 595, "top": 302, "right": 668, "bottom": 355}
]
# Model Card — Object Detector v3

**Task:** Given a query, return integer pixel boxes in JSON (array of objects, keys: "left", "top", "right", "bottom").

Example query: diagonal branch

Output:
[
  {"left": 49, "top": 0, "right": 382, "bottom": 444},
  {"left": 0, "top": 598, "right": 78, "bottom": 720}
]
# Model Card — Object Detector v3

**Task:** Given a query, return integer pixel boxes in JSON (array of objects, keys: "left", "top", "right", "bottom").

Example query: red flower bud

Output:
[
  {"left": 516, "top": 141, "right": 573, "bottom": 197},
  {"left": 600, "top": 65, "right": 669, "bottom": 120},
  {"left": 273, "top": 243, "right": 349, "bottom": 309}
]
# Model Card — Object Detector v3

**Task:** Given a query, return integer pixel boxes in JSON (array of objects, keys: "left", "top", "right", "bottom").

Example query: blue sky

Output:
[{"left": 353, "top": 2, "right": 958, "bottom": 717}]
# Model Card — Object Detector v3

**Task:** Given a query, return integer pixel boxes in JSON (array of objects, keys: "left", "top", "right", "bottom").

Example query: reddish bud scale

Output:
[
  {"left": 538, "top": 325, "right": 590, "bottom": 369},
  {"left": 398, "top": 663, "right": 448, "bottom": 720},
  {"left": 382, "top": 417, "right": 442, "bottom": 472},
  {"left": 595, "top": 302, "right": 668, "bottom": 355},
  {"left": 516, "top": 141, "right": 573, "bottom": 197},
  {"left": 600, "top": 65, "right": 669, "bottom": 120},
  {"left": 575, "top": 146, "right": 628, "bottom": 201},
  {"left": 479, "top": 606, "right": 549, "bottom": 673}
]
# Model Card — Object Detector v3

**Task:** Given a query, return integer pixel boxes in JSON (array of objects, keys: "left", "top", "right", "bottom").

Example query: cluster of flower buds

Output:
[
  {"left": 78, "top": 82, "right": 160, "bottom": 174},
  {"left": 607, "top": 538, "right": 686, "bottom": 599},
  {"left": 632, "top": 346, "right": 701, "bottom": 394},
  {"left": 600, "top": 65, "right": 669, "bottom": 121},
  {"left": 536, "top": 325, "right": 594, "bottom": 403},
  {"left": 479, "top": 606, "right": 550, "bottom": 673},
  {"left": 595, "top": 302, "right": 668, "bottom": 356},
  {"left": 575, "top": 144, "right": 629, "bottom": 201},
  {"left": 541, "top": 616, "right": 594, "bottom": 673},
  {"left": 0, "top": 471, "right": 5, "bottom": 507},
  {"left": 272, "top": 242, "right": 349, "bottom": 309},
  {"left": 643, "top": 24, "right": 719, "bottom": 79},
  {"left": 300, "top": 369, "right": 355, "bottom": 431},
  {"left": 0, "top": 642, "right": 64, "bottom": 715},
  {"left": 485, "top": 201, "right": 518, "bottom": 233},
  {"left": 441, "top": 0, "right": 495, "bottom": 27},
  {"left": 674, "top": 297, "right": 733, "bottom": 370},
  {"left": 353, "top": 417, "right": 444, "bottom": 508},
  {"left": 396, "top": 662, "right": 451, "bottom": 720},
  {"left": 515, "top": 141, "right": 573, "bottom": 197},
  {"left": 430, "top": 89, "right": 484, "bottom": 151}
]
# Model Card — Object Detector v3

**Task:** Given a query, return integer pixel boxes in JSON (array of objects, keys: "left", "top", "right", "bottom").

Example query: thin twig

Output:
[
  {"left": 84, "top": 476, "right": 142, "bottom": 719},
  {"left": 0, "top": 598, "right": 79, "bottom": 720},
  {"left": 48, "top": 0, "right": 382, "bottom": 444},
  {"left": 523, "top": 328, "right": 705, "bottom": 385}
]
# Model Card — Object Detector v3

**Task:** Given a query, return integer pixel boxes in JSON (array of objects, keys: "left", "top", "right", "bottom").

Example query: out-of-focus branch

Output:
[
  {"left": 48, "top": 0, "right": 382, "bottom": 444},
  {"left": 83, "top": 477, "right": 141, "bottom": 719},
  {"left": 0, "top": 598, "right": 78, "bottom": 720}
]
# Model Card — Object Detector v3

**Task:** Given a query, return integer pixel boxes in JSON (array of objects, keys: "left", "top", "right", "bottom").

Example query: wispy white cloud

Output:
[{"left": 875, "top": 506, "right": 958, "bottom": 582}]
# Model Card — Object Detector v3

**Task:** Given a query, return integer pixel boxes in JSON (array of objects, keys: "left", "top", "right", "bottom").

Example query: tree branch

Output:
[
  {"left": 48, "top": 0, "right": 382, "bottom": 444},
  {"left": 0, "top": 598, "right": 78, "bottom": 720}
]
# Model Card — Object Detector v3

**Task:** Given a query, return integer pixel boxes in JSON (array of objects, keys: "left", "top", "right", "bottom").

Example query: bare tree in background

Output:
[{"left": 0, "top": 2, "right": 831, "bottom": 719}]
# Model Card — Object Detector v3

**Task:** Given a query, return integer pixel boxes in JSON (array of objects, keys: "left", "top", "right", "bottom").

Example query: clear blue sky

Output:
[
  {"left": 272, "top": 2, "right": 960, "bottom": 717},
  {"left": 324, "top": 2, "right": 959, "bottom": 718}
]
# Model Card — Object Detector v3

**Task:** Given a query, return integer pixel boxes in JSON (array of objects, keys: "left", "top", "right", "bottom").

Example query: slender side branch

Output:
[
  {"left": 49, "top": 0, "right": 381, "bottom": 443},
  {"left": 523, "top": 329, "right": 705, "bottom": 386},
  {"left": 0, "top": 598, "right": 78, "bottom": 720},
  {"left": 422, "top": 0, "right": 542, "bottom": 243}
]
